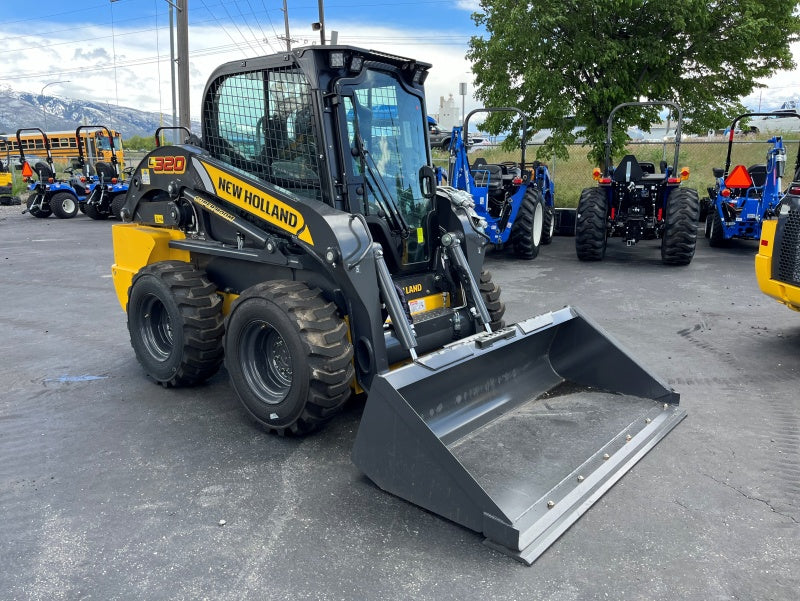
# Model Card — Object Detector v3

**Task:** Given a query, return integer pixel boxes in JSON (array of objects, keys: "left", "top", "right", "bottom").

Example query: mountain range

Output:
[{"left": 0, "top": 86, "right": 196, "bottom": 140}]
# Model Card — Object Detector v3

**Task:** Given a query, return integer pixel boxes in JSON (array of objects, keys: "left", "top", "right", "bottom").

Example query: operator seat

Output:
[
  {"left": 613, "top": 155, "right": 644, "bottom": 183},
  {"left": 471, "top": 157, "right": 503, "bottom": 194},
  {"left": 747, "top": 164, "right": 767, "bottom": 189}
]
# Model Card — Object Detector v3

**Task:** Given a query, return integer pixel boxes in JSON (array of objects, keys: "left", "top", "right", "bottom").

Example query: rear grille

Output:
[{"left": 776, "top": 201, "right": 800, "bottom": 286}]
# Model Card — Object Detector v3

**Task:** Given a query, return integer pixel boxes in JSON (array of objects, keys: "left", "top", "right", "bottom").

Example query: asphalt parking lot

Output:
[{"left": 1, "top": 204, "right": 798, "bottom": 601}]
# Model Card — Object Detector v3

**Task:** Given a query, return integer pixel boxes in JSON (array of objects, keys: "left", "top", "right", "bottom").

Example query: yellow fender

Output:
[
  {"left": 110, "top": 223, "right": 190, "bottom": 311},
  {"left": 755, "top": 219, "right": 800, "bottom": 312}
]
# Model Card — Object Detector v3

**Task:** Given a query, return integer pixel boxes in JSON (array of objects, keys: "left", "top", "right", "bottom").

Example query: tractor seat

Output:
[
  {"left": 613, "top": 155, "right": 645, "bottom": 183},
  {"left": 748, "top": 164, "right": 767, "bottom": 189},
  {"left": 471, "top": 158, "right": 503, "bottom": 191},
  {"left": 639, "top": 161, "right": 655, "bottom": 174}
]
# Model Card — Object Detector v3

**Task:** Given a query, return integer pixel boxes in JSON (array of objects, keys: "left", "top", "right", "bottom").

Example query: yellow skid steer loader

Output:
[{"left": 111, "top": 46, "right": 685, "bottom": 563}]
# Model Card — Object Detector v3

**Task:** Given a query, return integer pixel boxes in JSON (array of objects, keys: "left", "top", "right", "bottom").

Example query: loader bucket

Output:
[{"left": 352, "top": 306, "right": 686, "bottom": 564}]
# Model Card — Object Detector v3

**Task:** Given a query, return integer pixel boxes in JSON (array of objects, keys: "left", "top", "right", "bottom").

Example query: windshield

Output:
[{"left": 342, "top": 70, "right": 430, "bottom": 263}]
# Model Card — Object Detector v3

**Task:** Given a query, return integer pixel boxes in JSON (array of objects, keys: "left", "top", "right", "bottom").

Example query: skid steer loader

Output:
[
  {"left": 111, "top": 45, "right": 685, "bottom": 564},
  {"left": 755, "top": 179, "right": 800, "bottom": 312}
]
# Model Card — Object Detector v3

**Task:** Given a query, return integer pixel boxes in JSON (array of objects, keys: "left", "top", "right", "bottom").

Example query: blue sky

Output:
[{"left": 1, "top": 0, "right": 797, "bottom": 123}]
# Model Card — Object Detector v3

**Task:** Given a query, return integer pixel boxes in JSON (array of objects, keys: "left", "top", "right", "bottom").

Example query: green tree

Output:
[
  {"left": 468, "top": 0, "right": 800, "bottom": 164},
  {"left": 124, "top": 135, "right": 158, "bottom": 152}
]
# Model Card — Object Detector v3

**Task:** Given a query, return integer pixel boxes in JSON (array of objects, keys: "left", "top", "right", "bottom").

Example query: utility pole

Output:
[
  {"left": 281, "top": 0, "right": 292, "bottom": 51},
  {"left": 169, "top": 2, "right": 178, "bottom": 140},
  {"left": 176, "top": 0, "right": 190, "bottom": 131},
  {"left": 316, "top": 0, "right": 326, "bottom": 45}
]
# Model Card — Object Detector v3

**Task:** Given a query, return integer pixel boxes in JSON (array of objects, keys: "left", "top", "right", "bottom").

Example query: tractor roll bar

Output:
[
  {"left": 723, "top": 112, "right": 800, "bottom": 178},
  {"left": 605, "top": 101, "right": 683, "bottom": 176}
]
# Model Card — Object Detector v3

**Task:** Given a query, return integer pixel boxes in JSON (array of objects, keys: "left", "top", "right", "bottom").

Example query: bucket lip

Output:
[{"left": 483, "top": 404, "right": 688, "bottom": 565}]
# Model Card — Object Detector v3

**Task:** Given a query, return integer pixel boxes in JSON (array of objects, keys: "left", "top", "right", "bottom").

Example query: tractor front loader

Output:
[{"left": 111, "top": 46, "right": 685, "bottom": 564}]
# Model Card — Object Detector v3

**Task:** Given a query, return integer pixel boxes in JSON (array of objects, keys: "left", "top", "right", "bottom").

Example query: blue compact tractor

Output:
[
  {"left": 17, "top": 128, "right": 85, "bottom": 219},
  {"left": 443, "top": 107, "right": 555, "bottom": 259},
  {"left": 706, "top": 112, "right": 800, "bottom": 246},
  {"left": 79, "top": 125, "right": 130, "bottom": 220},
  {"left": 575, "top": 101, "right": 700, "bottom": 265}
]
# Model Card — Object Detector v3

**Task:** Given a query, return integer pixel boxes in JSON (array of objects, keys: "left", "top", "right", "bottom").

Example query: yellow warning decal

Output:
[{"left": 200, "top": 161, "right": 313, "bottom": 245}]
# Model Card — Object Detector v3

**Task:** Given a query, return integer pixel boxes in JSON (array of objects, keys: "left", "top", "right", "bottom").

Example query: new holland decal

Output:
[{"left": 200, "top": 161, "right": 313, "bottom": 245}]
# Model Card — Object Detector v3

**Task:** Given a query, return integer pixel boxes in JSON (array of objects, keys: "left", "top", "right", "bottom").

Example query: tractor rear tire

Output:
[
  {"left": 111, "top": 194, "right": 127, "bottom": 219},
  {"left": 26, "top": 193, "right": 52, "bottom": 218},
  {"left": 541, "top": 205, "right": 555, "bottom": 245},
  {"left": 479, "top": 269, "right": 506, "bottom": 329},
  {"left": 85, "top": 202, "right": 109, "bottom": 220},
  {"left": 224, "top": 280, "right": 354, "bottom": 436},
  {"left": 127, "top": 261, "right": 224, "bottom": 387},
  {"left": 511, "top": 188, "right": 544, "bottom": 259},
  {"left": 661, "top": 187, "right": 700, "bottom": 265},
  {"left": 708, "top": 210, "right": 725, "bottom": 247},
  {"left": 49, "top": 192, "right": 79, "bottom": 219},
  {"left": 576, "top": 187, "right": 608, "bottom": 261}
]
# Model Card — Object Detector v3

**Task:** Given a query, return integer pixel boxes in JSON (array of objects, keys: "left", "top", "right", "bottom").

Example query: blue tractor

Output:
[
  {"left": 17, "top": 128, "right": 86, "bottom": 219},
  {"left": 79, "top": 125, "right": 131, "bottom": 220},
  {"left": 443, "top": 107, "right": 555, "bottom": 259},
  {"left": 575, "top": 101, "right": 699, "bottom": 265},
  {"left": 705, "top": 112, "right": 800, "bottom": 246}
]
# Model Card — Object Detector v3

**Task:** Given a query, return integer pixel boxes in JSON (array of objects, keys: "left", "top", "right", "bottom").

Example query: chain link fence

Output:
[{"left": 434, "top": 137, "right": 800, "bottom": 208}]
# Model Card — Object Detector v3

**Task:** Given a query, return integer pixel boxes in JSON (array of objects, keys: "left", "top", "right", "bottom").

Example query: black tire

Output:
[
  {"left": 127, "top": 261, "right": 224, "bottom": 387},
  {"left": 49, "top": 192, "right": 80, "bottom": 219},
  {"left": 511, "top": 188, "right": 544, "bottom": 259},
  {"left": 541, "top": 205, "right": 555, "bottom": 245},
  {"left": 575, "top": 187, "right": 608, "bottom": 261},
  {"left": 708, "top": 209, "right": 725, "bottom": 247},
  {"left": 661, "top": 187, "right": 700, "bottom": 265},
  {"left": 26, "top": 193, "right": 52, "bottom": 218},
  {"left": 479, "top": 270, "right": 506, "bottom": 330},
  {"left": 224, "top": 280, "right": 354, "bottom": 436},
  {"left": 84, "top": 201, "right": 109, "bottom": 220},
  {"left": 110, "top": 194, "right": 127, "bottom": 220},
  {"left": 441, "top": 138, "right": 451, "bottom": 151}
]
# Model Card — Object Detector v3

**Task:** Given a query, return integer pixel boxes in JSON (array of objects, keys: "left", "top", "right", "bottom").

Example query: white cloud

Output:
[
  {"left": 3, "top": 16, "right": 796, "bottom": 126},
  {"left": 1, "top": 18, "right": 484, "bottom": 124}
]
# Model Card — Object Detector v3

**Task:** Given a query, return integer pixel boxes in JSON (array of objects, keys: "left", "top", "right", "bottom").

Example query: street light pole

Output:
[{"left": 40, "top": 80, "right": 71, "bottom": 131}]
